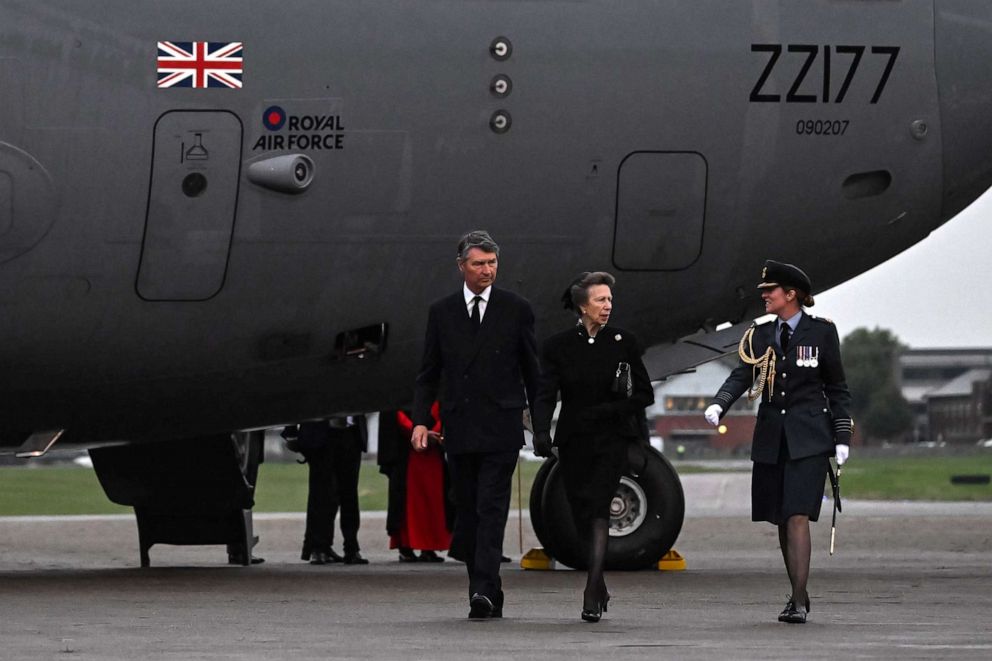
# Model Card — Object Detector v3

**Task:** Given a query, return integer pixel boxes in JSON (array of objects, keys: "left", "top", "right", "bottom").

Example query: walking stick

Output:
[
  {"left": 517, "top": 455, "right": 523, "bottom": 554},
  {"left": 828, "top": 464, "right": 843, "bottom": 555}
]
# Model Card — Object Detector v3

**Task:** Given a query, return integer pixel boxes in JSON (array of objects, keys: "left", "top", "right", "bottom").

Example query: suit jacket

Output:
[
  {"left": 711, "top": 313, "right": 852, "bottom": 464},
  {"left": 413, "top": 287, "right": 540, "bottom": 454}
]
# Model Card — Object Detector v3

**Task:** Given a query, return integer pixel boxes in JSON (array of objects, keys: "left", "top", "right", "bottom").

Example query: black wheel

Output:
[
  {"left": 539, "top": 444, "right": 685, "bottom": 570},
  {"left": 527, "top": 456, "right": 558, "bottom": 552}
]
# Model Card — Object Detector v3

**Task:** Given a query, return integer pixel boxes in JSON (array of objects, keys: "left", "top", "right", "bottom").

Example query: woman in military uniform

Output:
[
  {"left": 704, "top": 260, "right": 852, "bottom": 624},
  {"left": 532, "top": 272, "right": 654, "bottom": 622}
]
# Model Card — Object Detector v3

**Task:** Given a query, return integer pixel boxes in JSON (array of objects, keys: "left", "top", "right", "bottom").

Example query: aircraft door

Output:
[
  {"left": 137, "top": 111, "right": 243, "bottom": 301},
  {"left": 613, "top": 151, "right": 707, "bottom": 271}
]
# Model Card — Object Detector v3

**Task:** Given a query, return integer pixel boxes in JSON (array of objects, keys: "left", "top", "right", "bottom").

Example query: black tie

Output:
[
  {"left": 779, "top": 323, "right": 791, "bottom": 353},
  {"left": 470, "top": 295, "right": 482, "bottom": 330}
]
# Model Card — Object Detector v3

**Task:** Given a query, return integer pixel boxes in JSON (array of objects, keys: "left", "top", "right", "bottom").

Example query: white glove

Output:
[
  {"left": 704, "top": 404, "right": 723, "bottom": 427},
  {"left": 835, "top": 444, "right": 850, "bottom": 466}
]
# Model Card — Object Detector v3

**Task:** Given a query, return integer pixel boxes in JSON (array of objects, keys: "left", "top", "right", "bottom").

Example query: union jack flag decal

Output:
[{"left": 157, "top": 41, "right": 243, "bottom": 89}]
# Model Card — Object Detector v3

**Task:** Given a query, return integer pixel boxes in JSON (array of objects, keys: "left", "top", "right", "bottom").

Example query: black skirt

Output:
[
  {"left": 557, "top": 434, "right": 627, "bottom": 529},
  {"left": 751, "top": 436, "right": 829, "bottom": 525}
]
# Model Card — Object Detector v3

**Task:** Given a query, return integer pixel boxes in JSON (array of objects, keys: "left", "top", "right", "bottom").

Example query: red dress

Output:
[{"left": 391, "top": 405, "right": 451, "bottom": 551}]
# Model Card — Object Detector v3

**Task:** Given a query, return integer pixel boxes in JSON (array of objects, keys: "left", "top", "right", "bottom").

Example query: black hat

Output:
[{"left": 757, "top": 260, "right": 812, "bottom": 293}]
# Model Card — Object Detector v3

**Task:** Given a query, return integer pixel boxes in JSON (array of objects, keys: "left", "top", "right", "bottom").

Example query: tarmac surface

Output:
[{"left": 1, "top": 472, "right": 991, "bottom": 660}]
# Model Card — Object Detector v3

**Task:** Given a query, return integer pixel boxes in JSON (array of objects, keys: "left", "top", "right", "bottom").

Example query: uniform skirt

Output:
[{"left": 751, "top": 435, "right": 829, "bottom": 525}]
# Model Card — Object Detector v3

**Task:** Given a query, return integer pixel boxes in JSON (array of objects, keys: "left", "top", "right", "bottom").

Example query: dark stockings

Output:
[
  {"left": 583, "top": 517, "right": 610, "bottom": 611},
  {"left": 778, "top": 514, "right": 811, "bottom": 607}
]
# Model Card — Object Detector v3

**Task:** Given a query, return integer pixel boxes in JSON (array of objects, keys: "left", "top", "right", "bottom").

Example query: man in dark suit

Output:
[
  {"left": 412, "top": 230, "right": 540, "bottom": 619},
  {"left": 284, "top": 415, "right": 369, "bottom": 565}
]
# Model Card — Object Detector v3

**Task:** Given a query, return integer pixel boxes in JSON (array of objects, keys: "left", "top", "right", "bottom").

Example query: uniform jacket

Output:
[
  {"left": 711, "top": 313, "right": 852, "bottom": 464},
  {"left": 413, "top": 287, "right": 540, "bottom": 454},
  {"left": 533, "top": 325, "right": 654, "bottom": 446}
]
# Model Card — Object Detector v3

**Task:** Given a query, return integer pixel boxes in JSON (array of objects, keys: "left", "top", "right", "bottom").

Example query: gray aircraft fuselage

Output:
[{"left": 1, "top": 0, "right": 990, "bottom": 448}]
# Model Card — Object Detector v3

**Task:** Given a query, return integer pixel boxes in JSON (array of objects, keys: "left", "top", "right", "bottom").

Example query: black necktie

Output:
[
  {"left": 470, "top": 295, "right": 482, "bottom": 330},
  {"left": 779, "top": 323, "right": 791, "bottom": 353}
]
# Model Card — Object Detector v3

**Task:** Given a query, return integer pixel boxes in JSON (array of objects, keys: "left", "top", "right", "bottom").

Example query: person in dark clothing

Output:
[
  {"left": 378, "top": 404, "right": 452, "bottom": 562},
  {"left": 283, "top": 415, "right": 369, "bottom": 565},
  {"left": 411, "top": 230, "right": 540, "bottom": 619},
  {"left": 704, "top": 260, "right": 852, "bottom": 624},
  {"left": 532, "top": 271, "right": 654, "bottom": 623}
]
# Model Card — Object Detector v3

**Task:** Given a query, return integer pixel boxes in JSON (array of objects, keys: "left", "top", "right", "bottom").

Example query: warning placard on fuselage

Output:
[{"left": 251, "top": 103, "right": 345, "bottom": 152}]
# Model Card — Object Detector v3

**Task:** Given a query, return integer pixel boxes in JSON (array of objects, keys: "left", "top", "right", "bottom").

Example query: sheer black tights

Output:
[
  {"left": 778, "top": 514, "right": 811, "bottom": 607},
  {"left": 583, "top": 517, "right": 610, "bottom": 610}
]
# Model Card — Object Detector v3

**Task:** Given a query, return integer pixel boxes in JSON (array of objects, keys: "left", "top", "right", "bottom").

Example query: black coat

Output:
[
  {"left": 532, "top": 325, "right": 654, "bottom": 445},
  {"left": 413, "top": 287, "right": 540, "bottom": 454},
  {"left": 711, "top": 313, "right": 852, "bottom": 464}
]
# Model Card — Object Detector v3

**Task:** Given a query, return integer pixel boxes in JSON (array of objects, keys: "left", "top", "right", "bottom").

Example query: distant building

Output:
[
  {"left": 925, "top": 368, "right": 992, "bottom": 445},
  {"left": 898, "top": 348, "right": 992, "bottom": 443},
  {"left": 646, "top": 357, "right": 758, "bottom": 455}
]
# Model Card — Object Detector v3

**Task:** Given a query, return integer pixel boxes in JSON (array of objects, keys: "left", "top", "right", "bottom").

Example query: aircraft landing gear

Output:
[{"left": 529, "top": 444, "right": 685, "bottom": 570}]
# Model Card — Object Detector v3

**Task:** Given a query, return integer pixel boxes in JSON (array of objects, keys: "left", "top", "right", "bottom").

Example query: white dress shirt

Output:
[{"left": 463, "top": 283, "right": 491, "bottom": 322}]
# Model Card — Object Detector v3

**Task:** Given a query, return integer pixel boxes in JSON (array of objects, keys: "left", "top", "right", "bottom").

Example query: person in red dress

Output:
[{"left": 378, "top": 403, "right": 452, "bottom": 561}]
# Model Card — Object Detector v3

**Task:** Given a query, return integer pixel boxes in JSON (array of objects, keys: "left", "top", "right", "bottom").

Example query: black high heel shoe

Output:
[{"left": 581, "top": 591, "right": 610, "bottom": 622}]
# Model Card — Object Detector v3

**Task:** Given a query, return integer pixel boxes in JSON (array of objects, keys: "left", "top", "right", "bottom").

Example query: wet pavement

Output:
[{"left": 1, "top": 473, "right": 990, "bottom": 660}]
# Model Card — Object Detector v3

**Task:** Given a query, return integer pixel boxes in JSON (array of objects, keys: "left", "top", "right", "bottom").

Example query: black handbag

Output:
[{"left": 612, "top": 361, "right": 632, "bottom": 398}]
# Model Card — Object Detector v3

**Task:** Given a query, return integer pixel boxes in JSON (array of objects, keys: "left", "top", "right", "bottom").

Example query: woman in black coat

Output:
[
  {"left": 704, "top": 260, "right": 852, "bottom": 624},
  {"left": 532, "top": 271, "right": 654, "bottom": 622}
]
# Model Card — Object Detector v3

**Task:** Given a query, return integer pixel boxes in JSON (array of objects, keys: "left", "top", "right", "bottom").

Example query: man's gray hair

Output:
[{"left": 456, "top": 230, "right": 500, "bottom": 261}]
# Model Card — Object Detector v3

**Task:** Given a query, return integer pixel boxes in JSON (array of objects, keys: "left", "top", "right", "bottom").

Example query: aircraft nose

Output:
[{"left": 935, "top": 3, "right": 992, "bottom": 220}]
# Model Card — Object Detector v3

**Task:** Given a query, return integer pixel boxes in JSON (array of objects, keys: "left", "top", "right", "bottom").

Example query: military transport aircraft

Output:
[{"left": 1, "top": 0, "right": 989, "bottom": 567}]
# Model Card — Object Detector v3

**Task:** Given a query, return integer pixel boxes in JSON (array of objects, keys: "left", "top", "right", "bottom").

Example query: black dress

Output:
[{"left": 533, "top": 324, "right": 654, "bottom": 529}]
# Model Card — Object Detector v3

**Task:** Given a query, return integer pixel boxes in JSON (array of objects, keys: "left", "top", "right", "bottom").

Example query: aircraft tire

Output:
[
  {"left": 527, "top": 455, "right": 558, "bottom": 553},
  {"left": 537, "top": 444, "right": 684, "bottom": 570}
]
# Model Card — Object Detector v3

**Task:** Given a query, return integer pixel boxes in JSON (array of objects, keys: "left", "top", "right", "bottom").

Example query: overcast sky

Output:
[{"left": 814, "top": 187, "right": 992, "bottom": 349}]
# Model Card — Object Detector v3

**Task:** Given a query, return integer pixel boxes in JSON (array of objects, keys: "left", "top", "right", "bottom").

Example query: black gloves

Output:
[{"left": 533, "top": 430, "right": 554, "bottom": 458}]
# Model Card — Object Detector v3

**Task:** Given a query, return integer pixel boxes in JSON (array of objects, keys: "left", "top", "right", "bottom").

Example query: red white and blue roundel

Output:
[
  {"left": 263, "top": 106, "right": 286, "bottom": 131},
  {"left": 157, "top": 41, "right": 243, "bottom": 89}
]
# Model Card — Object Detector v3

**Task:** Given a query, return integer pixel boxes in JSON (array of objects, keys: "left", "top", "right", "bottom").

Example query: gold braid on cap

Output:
[{"left": 738, "top": 326, "right": 776, "bottom": 402}]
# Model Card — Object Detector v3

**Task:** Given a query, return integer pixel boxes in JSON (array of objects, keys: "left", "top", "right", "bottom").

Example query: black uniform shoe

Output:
[
  {"left": 778, "top": 597, "right": 808, "bottom": 624},
  {"left": 344, "top": 551, "right": 369, "bottom": 565},
  {"left": 398, "top": 547, "right": 418, "bottom": 562},
  {"left": 468, "top": 593, "right": 494, "bottom": 620}
]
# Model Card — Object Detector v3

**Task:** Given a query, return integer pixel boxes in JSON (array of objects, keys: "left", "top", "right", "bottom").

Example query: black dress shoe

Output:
[
  {"left": 468, "top": 593, "right": 494, "bottom": 619},
  {"left": 500, "top": 555, "right": 512, "bottom": 563},
  {"left": 227, "top": 552, "right": 264, "bottom": 565},
  {"left": 398, "top": 548, "right": 418, "bottom": 563},
  {"left": 310, "top": 551, "right": 335, "bottom": 565},
  {"left": 490, "top": 590, "right": 504, "bottom": 618},
  {"left": 344, "top": 551, "right": 369, "bottom": 565},
  {"left": 418, "top": 550, "right": 445, "bottom": 563},
  {"left": 300, "top": 545, "right": 312, "bottom": 562},
  {"left": 778, "top": 597, "right": 808, "bottom": 624}
]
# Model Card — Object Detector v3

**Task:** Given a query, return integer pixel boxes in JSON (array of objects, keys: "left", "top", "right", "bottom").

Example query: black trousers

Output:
[
  {"left": 447, "top": 450, "right": 518, "bottom": 600},
  {"left": 302, "top": 428, "right": 363, "bottom": 554}
]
